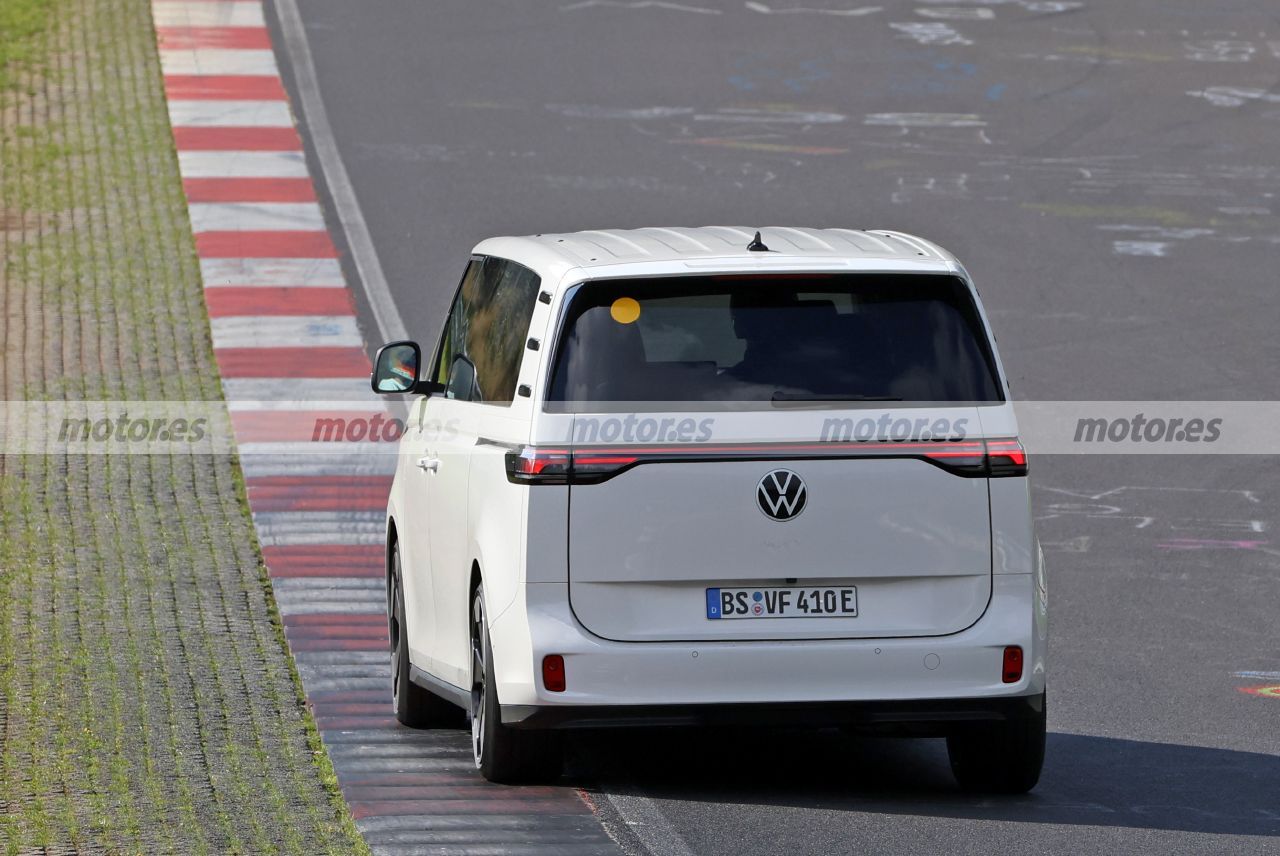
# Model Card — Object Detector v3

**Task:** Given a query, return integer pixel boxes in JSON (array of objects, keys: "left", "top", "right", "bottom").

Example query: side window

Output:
[{"left": 433, "top": 256, "right": 541, "bottom": 405}]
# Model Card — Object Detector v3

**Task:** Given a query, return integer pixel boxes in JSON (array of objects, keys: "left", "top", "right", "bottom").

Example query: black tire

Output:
[
  {"left": 946, "top": 694, "right": 1046, "bottom": 794},
  {"left": 389, "top": 543, "right": 464, "bottom": 728},
  {"left": 471, "top": 588, "right": 562, "bottom": 783}
]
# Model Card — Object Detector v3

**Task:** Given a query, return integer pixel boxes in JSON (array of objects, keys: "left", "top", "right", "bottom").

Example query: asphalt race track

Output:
[{"left": 271, "top": 1, "right": 1280, "bottom": 852}]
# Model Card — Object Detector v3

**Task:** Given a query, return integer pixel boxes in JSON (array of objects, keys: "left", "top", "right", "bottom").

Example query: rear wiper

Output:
[{"left": 770, "top": 392, "right": 903, "bottom": 406}]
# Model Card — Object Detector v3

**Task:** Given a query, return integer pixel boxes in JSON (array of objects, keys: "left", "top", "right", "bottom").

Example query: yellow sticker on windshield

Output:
[{"left": 610, "top": 296, "right": 641, "bottom": 324}]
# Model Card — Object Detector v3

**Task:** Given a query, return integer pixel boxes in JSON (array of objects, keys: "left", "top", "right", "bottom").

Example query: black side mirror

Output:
[{"left": 372, "top": 341, "right": 423, "bottom": 394}]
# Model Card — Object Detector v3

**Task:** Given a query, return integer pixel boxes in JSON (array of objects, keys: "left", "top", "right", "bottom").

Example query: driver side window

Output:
[{"left": 432, "top": 255, "right": 541, "bottom": 404}]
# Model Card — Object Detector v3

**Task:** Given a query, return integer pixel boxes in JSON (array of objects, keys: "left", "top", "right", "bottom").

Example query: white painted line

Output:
[
  {"left": 152, "top": 1, "right": 265, "bottom": 27},
  {"left": 864, "top": 112, "right": 986, "bottom": 127},
  {"left": 917, "top": 7, "right": 994, "bottom": 20},
  {"left": 201, "top": 257, "right": 345, "bottom": 287},
  {"left": 210, "top": 315, "right": 362, "bottom": 349},
  {"left": 189, "top": 201, "right": 326, "bottom": 232},
  {"left": 236, "top": 443, "right": 397, "bottom": 478},
  {"left": 562, "top": 0, "right": 721, "bottom": 11},
  {"left": 168, "top": 99, "right": 293, "bottom": 128},
  {"left": 273, "top": 0, "right": 408, "bottom": 342},
  {"left": 178, "top": 150, "right": 309, "bottom": 178},
  {"left": 744, "top": 2, "right": 881, "bottom": 15},
  {"left": 159, "top": 48, "right": 279, "bottom": 77}
]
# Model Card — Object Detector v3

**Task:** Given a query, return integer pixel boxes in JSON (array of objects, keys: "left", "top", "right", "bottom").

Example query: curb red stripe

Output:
[
  {"left": 156, "top": 26, "right": 272, "bottom": 50},
  {"left": 184, "top": 177, "right": 316, "bottom": 203},
  {"left": 196, "top": 231, "right": 337, "bottom": 258},
  {"left": 164, "top": 74, "right": 286, "bottom": 100},
  {"left": 174, "top": 126, "right": 302, "bottom": 151},
  {"left": 206, "top": 286, "right": 354, "bottom": 317},
  {"left": 281, "top": 610, "right": 386, "bottom": 626},
  {"left": 247, "top": 475, "right": 392, "bottom": 511},
  {"left": 215, "top": 346, "right": 370, "bottom": 377}
]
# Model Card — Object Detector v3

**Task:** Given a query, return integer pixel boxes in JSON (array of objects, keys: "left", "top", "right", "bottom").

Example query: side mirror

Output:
[{"left": 371, "top": 341, "right": 423, "bottom": 394}]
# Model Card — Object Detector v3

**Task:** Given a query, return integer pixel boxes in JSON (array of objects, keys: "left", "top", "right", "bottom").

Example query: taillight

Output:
[
  {"left": 986, "top": 438, "right": 1029, "bottom": 477},
  {"left": 1002, "top": 646, "right": 1023, "bottom": 683},
  {"left": 505, "top": 447, "right": 570, "bottom": 484},
  {"left": 542, "top": 655, "right": 566, "bottom": 692},
  {"left": 505, "top": 436, "right": 1027, "bottom": 484}
]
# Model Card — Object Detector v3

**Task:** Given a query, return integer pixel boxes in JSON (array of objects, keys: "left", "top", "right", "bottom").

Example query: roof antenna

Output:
[{"left": 746, "top": 230, "right": 770, "bottom": 252}]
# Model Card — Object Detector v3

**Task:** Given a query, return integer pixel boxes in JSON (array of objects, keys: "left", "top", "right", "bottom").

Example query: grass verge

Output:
[{"left": 0, "top": 1, "right": 371, "bottom": 852}]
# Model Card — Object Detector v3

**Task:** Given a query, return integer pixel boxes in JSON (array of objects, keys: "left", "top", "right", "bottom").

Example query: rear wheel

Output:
[
  {"left": 946, "top": 694, "right": 1046, "bottom": 793},
  {"left": 471, "top": 588, "right": 562, "bottom": 783},
  {"left": 389, "top": 544, "right": 463, "bottom": 728}
]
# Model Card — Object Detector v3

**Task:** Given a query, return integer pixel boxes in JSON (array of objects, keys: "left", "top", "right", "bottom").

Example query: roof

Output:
[{"left": 471, "top": 227, "right": 961, "bottom": 285}]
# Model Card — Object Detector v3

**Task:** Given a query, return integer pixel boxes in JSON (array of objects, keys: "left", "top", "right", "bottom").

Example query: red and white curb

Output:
[{"left": 152, "top": 3, "right": 616, "bottom": 853}]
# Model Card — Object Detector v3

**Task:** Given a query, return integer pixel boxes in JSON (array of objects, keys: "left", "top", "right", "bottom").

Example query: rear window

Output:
[{"left": 545, "top": 274, "right": 1003, "bottom": 410}]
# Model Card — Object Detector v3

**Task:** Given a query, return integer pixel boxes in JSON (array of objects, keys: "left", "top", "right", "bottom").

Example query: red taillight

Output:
[
  {"left": 542, "top": 654, "right": 566, "bottom": 692},
  {"left": 1002, "top": 646, "right": 1023, "bottom": 683},
  {"left": 505, "top": 447, "right": 571, "bottom": 484},
  {"left": 505, "top": 436, "right": 1027, "bottom": 484},
  {"left": 987, "top": 438, "right": 1029, "bottom": 477}
]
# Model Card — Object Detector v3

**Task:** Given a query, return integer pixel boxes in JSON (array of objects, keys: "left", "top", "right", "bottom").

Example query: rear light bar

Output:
[{"left": 506, "top": 437, "right": 1028, "bottom": 484}]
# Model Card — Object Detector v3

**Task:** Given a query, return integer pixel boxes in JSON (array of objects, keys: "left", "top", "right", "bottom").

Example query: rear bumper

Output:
[
  {"left": 487, "top": 572, "right": 1048, "bottom": 720},
  {"left": 503, "top": 693, "right": 1044, "bottom": 731}
]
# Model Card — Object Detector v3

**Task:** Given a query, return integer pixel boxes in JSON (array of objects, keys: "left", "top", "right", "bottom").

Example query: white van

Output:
[{"left": 372, "top": 227, "right": 1047, "bottom": 791}]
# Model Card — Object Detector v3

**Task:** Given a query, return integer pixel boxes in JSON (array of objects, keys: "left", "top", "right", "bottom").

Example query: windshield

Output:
[{"left": 545, "top": 274, "right": 1004, "bottom": 410}]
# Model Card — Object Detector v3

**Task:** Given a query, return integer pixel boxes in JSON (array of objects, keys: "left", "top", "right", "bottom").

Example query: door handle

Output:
[{"left": 416, "top": 457, "right": 440, "bottom": 473}]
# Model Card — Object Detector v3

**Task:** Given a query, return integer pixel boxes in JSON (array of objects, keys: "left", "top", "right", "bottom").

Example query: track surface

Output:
[{"left": 277, "top": 1, "right": 1280, "bottom": 852}]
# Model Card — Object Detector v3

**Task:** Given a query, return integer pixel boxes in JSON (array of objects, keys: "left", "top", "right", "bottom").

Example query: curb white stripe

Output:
[
  {"left": 152, "top": 2, "right": 265, "bottom": 27},
  {"left": 252, "top": 511, "right": 385, "bottom": 547},
  {"left": 223, "top": 389, "right": 385, "bottom": 409},
  {"left": 168, "top": 100, "right": 292, "bottom": 128},
  {"left": 189, "top": 202, "right": 325, "bottom": 232},
  {"left": 210, "top": 315, "right": 362, "bottom": 348},
  {"left": 236, "top": 444, "right": 398, "bottom": 478},
  {"left": 159, "top": 48, "right": 279, "bottom": 76},
  {"left": 178, "top": 150, "right": 308, "bottom": 178},
  {"left": 201, "top": 258, "right": 345, "bottom": 287}
]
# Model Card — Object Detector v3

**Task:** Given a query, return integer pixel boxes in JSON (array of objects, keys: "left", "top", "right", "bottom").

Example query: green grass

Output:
[
  {"left": 0, "top": 0, "right": 54, "bottom": 90},
  {"left": 0, "top": 1, "right": 371, "bottom": 853}
]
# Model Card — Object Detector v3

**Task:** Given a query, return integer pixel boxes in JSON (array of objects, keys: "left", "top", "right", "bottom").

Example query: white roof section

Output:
[{"left": 471, "top": 227, "right": 961, "bottom": 288}]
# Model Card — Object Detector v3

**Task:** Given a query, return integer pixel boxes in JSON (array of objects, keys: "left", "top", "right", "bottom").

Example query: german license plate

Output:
[{"left": 706, "top": 586, "right": 858, "bottom": 620}]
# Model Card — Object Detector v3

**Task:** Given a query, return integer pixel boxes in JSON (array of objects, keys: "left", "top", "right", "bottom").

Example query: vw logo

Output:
[{"left": 756, "top": 469, "right": 807, "bottom": 522}]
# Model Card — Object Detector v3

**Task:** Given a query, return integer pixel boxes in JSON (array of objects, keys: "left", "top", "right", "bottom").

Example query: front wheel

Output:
[
  {"left": 946, "top": 694, "right": 1046, "bottom": 794},
  {"left": 471, "top": 588, "right": 562, "bottom": 783}
]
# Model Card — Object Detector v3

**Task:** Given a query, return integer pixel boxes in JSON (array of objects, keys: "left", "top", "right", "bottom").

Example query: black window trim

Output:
[{"left": 540, "top": 271, "right": 1008, "bottom": 412}]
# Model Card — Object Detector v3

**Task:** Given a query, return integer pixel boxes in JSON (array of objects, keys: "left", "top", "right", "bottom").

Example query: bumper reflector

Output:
[
  {"left": 542, "top": 654, "right": 566, "bottom": 692},
  {"left": 1002, "top": 646, "right": 1024, "bottom": 683}
]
